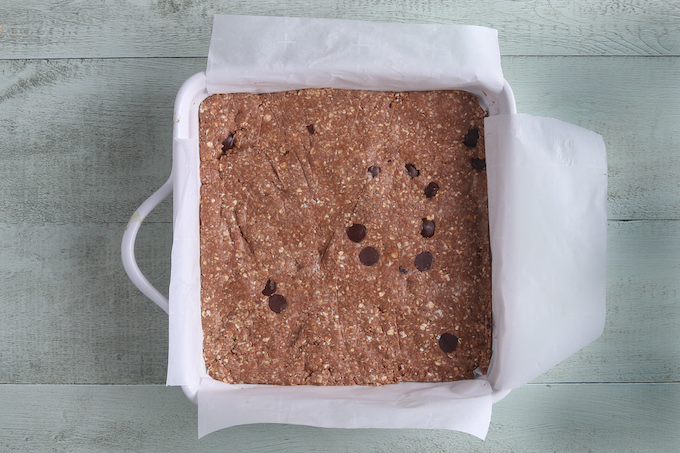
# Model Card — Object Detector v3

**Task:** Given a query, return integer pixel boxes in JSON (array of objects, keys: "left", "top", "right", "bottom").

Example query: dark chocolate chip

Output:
[
  {"left": 268, "top": 294, "right": 287, "bottom": 313},
  {"left": 346, "top": 223, "right": 367, "bottom": 243},
  {"left": 471, "top": 158, "right": 486, "bottom": 172},
  {"left": 307, "top": 124, "right": 315, "bottom": 134},
  {"left": 405, "top": 163, "right": 420, "bottom": 178},
  {"left": 439, "top": 333, "right": 459, "bottom": 353},
  {"left": 398, "top": 265, "right": 408, "bottom": 274},
  {"left": 414, "top": 251, "right": 433, "bottom": 272},
  {"left": 262, "top": 278, "right": 277, "bottom": 296},
  {"left": 359, "top": 246, "right": 380, "bottom": 266},
  {"left": 222, "top": 134, "right": 235, "bottom": 151},
  {"left": 463, "top": 128, "right": 479, "bottom": 148},
  {"left": 368, "top": 165, "right": 381, "bottom": 178},
  {"left": 424, "top": 182, "right": 439, "bottom": 198},
  {"left": 421, "top": 219, "right": 435, "bottom": 238}
]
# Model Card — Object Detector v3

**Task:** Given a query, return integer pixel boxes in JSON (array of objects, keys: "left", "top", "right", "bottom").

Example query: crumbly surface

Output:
[{"left": 198, "top": 88, "right": 491, "bottom": 385}]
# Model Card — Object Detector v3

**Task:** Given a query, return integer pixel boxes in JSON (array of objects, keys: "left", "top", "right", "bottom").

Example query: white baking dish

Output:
[{"left": 123, "top": 72, "right": 517, "bottom": 404}]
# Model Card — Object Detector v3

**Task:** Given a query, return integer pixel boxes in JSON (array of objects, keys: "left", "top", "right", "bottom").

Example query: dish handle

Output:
[{"left": 121, "top": 175, "right": 173, "bottom": 314}]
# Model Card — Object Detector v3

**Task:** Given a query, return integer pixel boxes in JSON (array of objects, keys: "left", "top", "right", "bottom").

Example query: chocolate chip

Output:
[
  {"left": 368, "top": 165, "right": 381, "bottom": 178},
  {"left": 424, "top": 182, "right": 439, "bottom": 198},
  {"left": 463, "top": 128, "right": 479, "bottom": 148},
  {"left": 359, "top": 247, "right": 380, "bottom": 266},
  {"left": 405, "top": 163, "right": 420, "bottom": 178},
  {"left": 346, "top": 223, "right": 367, "bottom": 243},
  {"left": 262, "top": 278, "right": 277, "bottom": 296},
  {"left": 439, "top": 333, "right": 458, "bottom": 353},
  {"left": 414, "top": 251, "right": 433, "bottom": 271},
  {"left": 222, "top": 134, "right": 235, "bottom": 151},
  {"left": 307, "top": 124, "right": 315, "bottom": 134},
  {"left": 268, "top": 294, "right": 287, "bottom": 313},
  {"left": 398, "top": 266, "right": 408, "bottom": 274},
  {"left": 471, "top": 158, "right": 486, "bottom": 171},
  {"left": 421, "top": 219, "right": 435, "bottom": 238}
]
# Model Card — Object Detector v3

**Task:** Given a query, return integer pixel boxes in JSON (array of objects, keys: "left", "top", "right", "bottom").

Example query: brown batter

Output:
[{"left": 198, "top": 88, "right": 491, "bottom": 385}]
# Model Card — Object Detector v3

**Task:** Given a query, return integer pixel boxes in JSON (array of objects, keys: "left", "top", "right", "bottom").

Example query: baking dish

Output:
[{"left": 123, "top": 72, "right": 517, "bottom": 404}]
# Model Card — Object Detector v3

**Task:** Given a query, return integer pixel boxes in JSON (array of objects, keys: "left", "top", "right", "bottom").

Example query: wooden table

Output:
[{"left": 1, "top": 1, "right": 678, "bottom": 451}]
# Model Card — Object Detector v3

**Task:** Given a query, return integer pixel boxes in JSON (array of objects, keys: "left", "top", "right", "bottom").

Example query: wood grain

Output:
[
  {"left": 1, "top": 1, "right": 678, "bottom": 59},
  {"left": 0, "top": 58, "right": 204, "bottom": 224},
  {"left": 0, "top": 222, "right": 170, "bottom": 384},
  {"left": 0, "top": 383, "right": 678, "bottom": 451}
]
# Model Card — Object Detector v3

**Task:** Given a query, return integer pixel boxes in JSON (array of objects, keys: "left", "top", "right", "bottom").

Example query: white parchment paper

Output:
[
  {"left": 484, "top": 114, "right": 607, "bottom": 389},
  {"left": 206, "top": 15, "right": 505, "bottom": 104},
  {"left": 167, "top": 15, "right": 607, "bottom": 440},
  {"left": 198, "top": 377, "right": 493, "bottom": 438}
]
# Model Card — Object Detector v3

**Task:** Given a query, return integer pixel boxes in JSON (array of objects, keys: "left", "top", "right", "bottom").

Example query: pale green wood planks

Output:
[
  {"left": 1, "top": 0, "right": 679, "bottom": 450},
  {"left": 1, "top": 1, "right": 678, "bottom": 59},
  {"left": 0, "top": 384, "right": 677, "bottom": 451}
]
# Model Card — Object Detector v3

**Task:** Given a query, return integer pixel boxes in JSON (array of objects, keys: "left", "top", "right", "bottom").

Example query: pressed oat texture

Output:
[{"left": 199, "top": 88, "right": 492, "bottom": 385}]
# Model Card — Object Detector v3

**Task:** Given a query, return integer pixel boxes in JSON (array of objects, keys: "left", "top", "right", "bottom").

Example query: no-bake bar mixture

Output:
[{"left": 198, "top": 88, "right": 491, "bottom": 385}]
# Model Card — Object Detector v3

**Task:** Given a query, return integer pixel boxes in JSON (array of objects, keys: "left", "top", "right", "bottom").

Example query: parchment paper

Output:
[
  {"left": 167, "top": 15, "right": 607, "bottom": 440},
  {"left": 484, "top": 114, "right": 607, "bottom": 389},
  {"left": 206, "top": 15, "right": 505, "bottom": 104}
]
